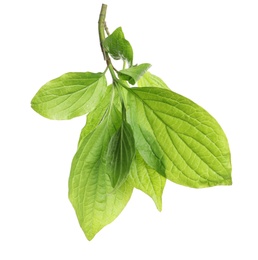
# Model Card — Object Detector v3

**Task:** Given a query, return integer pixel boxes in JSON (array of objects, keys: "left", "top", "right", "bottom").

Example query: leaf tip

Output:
[{"left": 156, "top": 203, "right": 163, "bottom": 212}]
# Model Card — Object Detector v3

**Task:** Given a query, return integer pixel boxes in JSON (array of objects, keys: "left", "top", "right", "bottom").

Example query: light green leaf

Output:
[
  {"left": 129, "top": 152, "right": 166, "bottom": 211},
  {"left": 118, "top": 63, "right": 151, "bottom": 85},
  {"left": 138, "top": 71, "right": 169, "bottom": 89},
  {"left": 106, "top": 120, "right": 135, "bottom": 188},
  {"left": 69, "top": 105, "right": 133, "bottom": 240},
  {"left": 78, "top": 85, "right": 113, "bottom": 147},
  {"left": 103, "top": 27, "right": 133, "bottom": 66},
  {"left": 126, "top": 87, "right": 232, "bottom": 188},
  {"left": 78, "top": 85, "right": 122, "bottom": 147},
  {"left": 31, "top": 72, "right": 107, "bottom": 120}
]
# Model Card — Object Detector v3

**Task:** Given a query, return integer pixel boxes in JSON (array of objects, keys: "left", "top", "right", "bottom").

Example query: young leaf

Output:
[
  {"left": 118, "top": 63, "right": 151, "bottom": 85},
  {"left": 69, "top": 105, "right": 133, "bottom": 240},
  {"left": 126, "top": 87, "right": 232, "bottom": 188},
  {"left": 129, "top": 152, "right": 166, "bottom": 211},
  {"left": 106, "top": 120, "right": 135, "bottom": 188},
  {"left": 103, "top": 27, "right": 133, "bottom": 66},
  {"left": 31, "top": 72, "right": 107, "bottom": 120},
  {"left": 137, "top": 71, "right": 170, "bottom": 89}
]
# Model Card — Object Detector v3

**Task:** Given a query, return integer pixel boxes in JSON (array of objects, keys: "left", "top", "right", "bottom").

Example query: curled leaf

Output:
[
  {"left": 103, "top": 27, "right": 133, "bottom": 66},
  {"left": 118, "top": 63, "right": 151, "bottom": 85}
]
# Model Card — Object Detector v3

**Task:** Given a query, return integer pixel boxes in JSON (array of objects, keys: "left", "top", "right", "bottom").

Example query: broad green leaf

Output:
[
  {"left": 118, "top": 63, "right": 151, "bottom": 85},
  {"left": 129, "top": 152, "right": 166, "bottom": 211},
  {"left": 69, "top": 105, "right": 133, "bottom": 240},
  {"left": 126, "top": 87, "right": 232, "bottom": 188},
  {"left": 138, "top": 71, "right": 169, "bottom": 89},
  {"left": 103, "top": 27, "right": 133, "bottom": 66},
  {"left": 106, "top": 120, "right": 135, "bottom": 188},
  {"left": 31, "top": 72, "right": 107, "bottom": 120}
]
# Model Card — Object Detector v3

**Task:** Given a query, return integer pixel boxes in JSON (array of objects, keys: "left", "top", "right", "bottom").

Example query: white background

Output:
[{"left": 1, "top": 0, "right": 258, "bottom": 259}]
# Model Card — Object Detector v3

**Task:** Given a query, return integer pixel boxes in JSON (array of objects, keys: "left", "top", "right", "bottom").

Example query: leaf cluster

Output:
[{"left": 31, "top": 14, "right": 232, "bottom": 241}]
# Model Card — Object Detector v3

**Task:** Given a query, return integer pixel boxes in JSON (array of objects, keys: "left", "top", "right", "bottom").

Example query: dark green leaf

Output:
[
  {"left": 31, "top": 72, "right": 107, "bottom": 120},
  {"left": 103, "top": 27, "right": 133, "bottom": 66},
  {"left": 118, "top": 63, "right": 151, "bottom": 85},
  {"left": 106, "top": 120, "right": 135, "bottom": 188},
  {"left": 126, "top": 87, "right": 232, "bottom": 188},
  {"left": 125, "top": 121, "right": 166, "bottom": 177}
]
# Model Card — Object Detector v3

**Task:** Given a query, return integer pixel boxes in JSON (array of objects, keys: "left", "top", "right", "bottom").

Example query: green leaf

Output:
[
  {"left": 126, "top": 87, "right": 232, "bottom": 188},
  {"left": 69, "top": 104, "right": 133, "bottom": 240},
  {"left": 125, "top": 120, "right": 166, "bottom": 178},
  {"left": 103, "top": 27, "right": 133, "bottom": 66},
  {"left": 31, "top": 72, "right": 107, "bottom": 120},
  {"left": 118, "top": 63, "right": 151, "bottom": 85},
  {"left": 137, "top": 71, "right": 169, "bottom": 89},
  {"left": 78, "top": 85, "right": 122, "bottom": 147},
  {"left": 129, "top": 152, "right": 166, "bottom": 211},
  {"left": 78, "top": 85, "right": 113, "bottom": 147},
  {"left": 106, "top": 120, "right": 135, "bottom": 188}
]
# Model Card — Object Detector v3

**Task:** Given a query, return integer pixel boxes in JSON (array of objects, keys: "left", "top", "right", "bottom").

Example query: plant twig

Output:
[{"left": 98, "top": 4, "right": 117, "bottom": 81}]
